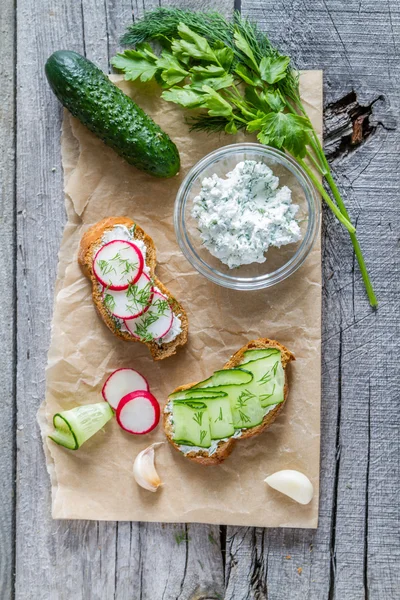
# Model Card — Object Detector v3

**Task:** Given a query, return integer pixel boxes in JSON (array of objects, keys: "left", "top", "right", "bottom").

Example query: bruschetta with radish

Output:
[{"left": 79, "top": 217, "right": 188, "bottom": 360}]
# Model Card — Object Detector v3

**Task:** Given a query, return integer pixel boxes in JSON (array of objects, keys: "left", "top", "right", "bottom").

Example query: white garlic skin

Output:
[
  {"left": 133, "top": 443, "right": 163, "bottom": 492},
  {"left": 264, "top": 470, "right": 314, "bottom": 505}
]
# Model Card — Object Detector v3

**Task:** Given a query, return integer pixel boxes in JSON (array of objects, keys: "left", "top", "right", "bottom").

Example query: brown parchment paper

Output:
[{"left": 38, "top": 71, "right": 322, "bottom": 527}]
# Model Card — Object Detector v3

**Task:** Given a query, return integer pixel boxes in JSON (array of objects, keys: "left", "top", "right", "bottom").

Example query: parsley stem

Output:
[
  {"left": 305, "top": 148, "right": 324, "bottom": 175},
  {"left": 233, "top": 114, "right": 248, "bottom": 125},
  {"left": 325, "top": 170, "right": 378, "bottom": 307},
  {"left": 307, "top": 135, "right": 378, "bottom": 307},
  {"left": 297, "top": 158, "right": 356, "bottom": 234}
]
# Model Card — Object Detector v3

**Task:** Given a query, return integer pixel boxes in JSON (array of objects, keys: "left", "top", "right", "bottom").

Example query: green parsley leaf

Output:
[
  {"left": 213, "top": 42, "right": 234, "bottom": 71},
  {"left": 234, "top": 64, "right": 262, "bottom": 87},
  {"left": 254, "top": 112, "right": 312, "bottom": 158},
  {"left": 233, "top": 28, "right": 260, "bottom": 72},
  {"left": 190, "top": 65, "right": 234, "bottom": 91},
  {"left": 259, "top": 55, "right": 290, "bottom": 84},
  {"left": 246, "top": 114, "right": 266, "bottom": 133},
  {"left": 201, "top": 85, "right": 233, "bottom": 117},
  {"left": 172, "top": 22, "right": 216, "bottom": 62},
  {"left": 261, "top": 89, "right": 286, "bottom": 111},
  {"left": 190, "top": 64, "right": 225, "bottom": 77},
  {"left": 161, "top": 86, "right": 206, "bottom": 108},
  {"left": 225, "top": 120, "right": 238, "bottom": 134},
  {"left": 111, "top": 48, "right": 158, "bottom": 82},
  {"left": 158, "top": 51, "right": 189, "bottom": 86},
  {"left": 244, "top": 87, "right": 271, "bottom": 113},
  {"left": 138, "top": 42, "right": 159, "bottom": 60}
]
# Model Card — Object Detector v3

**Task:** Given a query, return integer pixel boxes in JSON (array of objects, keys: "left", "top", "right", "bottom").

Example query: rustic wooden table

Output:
[{"left": 1, "top": 0, "right": 399, "bottom": 598}]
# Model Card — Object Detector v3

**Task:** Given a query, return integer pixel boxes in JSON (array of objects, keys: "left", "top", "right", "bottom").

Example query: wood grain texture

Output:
[
  {"left": 10, "top": 0, "right": 400, "bottom": 598},
  {"left": 226, "top": 1, "right": 400, "bottom": 599},
  {"left": 14, "top": 1, "right": 120, "bottom": 598},
  {"left": 14, "top": 0, "right": 230, "bottom": 598},
  {"left": 0, "top": 0, "right": 15, "bottom": 597}
]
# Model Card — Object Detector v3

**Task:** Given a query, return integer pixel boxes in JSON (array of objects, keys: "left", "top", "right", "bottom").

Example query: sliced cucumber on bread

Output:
[{"left": 164, "top": 338, "right": 295, "bottom": 465}]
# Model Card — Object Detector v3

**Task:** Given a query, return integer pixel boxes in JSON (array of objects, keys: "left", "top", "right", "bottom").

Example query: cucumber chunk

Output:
[
  {"left": 183, "top": 383, "right": 264, "bottom": 430},
  {"left": 205, "top": 396, "right": 234, "bottom": 439},
  {"left": 49, "top": 402, "right": 113, "bottom": 450},
  {"left": 229, "top": 386, "right": 265, "bottom": 429},
  {"left": 241, "top": 353, "right": 285, "bottom": 408},
  {"left": 175, "top": 395, "right": 234, "bottom": 439},
  {"left": 172, "top": 401, "right": 212, "bottom": 448},
  {"left": 192, "top": 368, "right": 253, "bottom": 389},
  {"left": 169, "top": 388, "right": 227, "bottom": 401},
  {"left": 241, "top": 348, "right": 281, "bottom": 364}
]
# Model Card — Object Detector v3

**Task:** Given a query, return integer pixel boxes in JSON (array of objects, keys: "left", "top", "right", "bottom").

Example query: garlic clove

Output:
[
  {"left": 264, "top": 470, "right": 314, "bottom": 505},
  {"left": 133, "top": 443, "right": 163, "bottom": 492}
]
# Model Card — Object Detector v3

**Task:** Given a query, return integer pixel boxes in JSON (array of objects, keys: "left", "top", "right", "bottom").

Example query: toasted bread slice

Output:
[
  {"left": 78, "top": 217, "right": 188, "bottom": 360},
  {"left": 164, "top": 338, "right": 294, "bottom": 465}
]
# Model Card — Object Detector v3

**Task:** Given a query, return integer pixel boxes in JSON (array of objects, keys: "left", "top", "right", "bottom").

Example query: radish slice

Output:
[
  {"left": 93, "top": 240, "right": 144, "bottom": 290},
  {"left": 116, "top": 391, "right": 160, "bottom": 435},
  {"left": 103, "top": 272, "right": 154, "bottom": 320},
  {"left": 125, "top": 292, "right": 173, "bottom": 342},
  {"left": 102, "top": 368, "right": 150, "bottom": 410}
]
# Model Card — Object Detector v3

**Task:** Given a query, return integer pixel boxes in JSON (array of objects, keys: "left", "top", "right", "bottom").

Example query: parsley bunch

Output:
[{"left": 113, "top": 8, "right": 377, "bottom": 307}]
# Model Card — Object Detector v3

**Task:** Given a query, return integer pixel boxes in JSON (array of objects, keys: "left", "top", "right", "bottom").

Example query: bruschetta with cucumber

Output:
[
  {"left": 164, "top": 339, "right": 295, "bottom": 465},
  {"left": 78, "top": 217, "right": 188, "bottom": 360}
]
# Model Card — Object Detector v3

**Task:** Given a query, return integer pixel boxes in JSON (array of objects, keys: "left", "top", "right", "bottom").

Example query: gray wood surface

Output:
[
  {"left": 1, "top": 0, "right": 398, "bottom": 598},
  {"left": 0, "top": 0, "right": 15, "bottom": 597}
]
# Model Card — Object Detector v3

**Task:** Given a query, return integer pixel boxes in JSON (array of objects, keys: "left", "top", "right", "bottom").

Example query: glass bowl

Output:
[{"left": 174, "top": 143, "right": 320, "bottom": 291}]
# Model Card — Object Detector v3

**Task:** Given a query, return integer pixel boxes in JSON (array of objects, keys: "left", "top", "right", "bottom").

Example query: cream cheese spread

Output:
[{"left": 192, "top": 160, "right": 302, "bottom": 268}]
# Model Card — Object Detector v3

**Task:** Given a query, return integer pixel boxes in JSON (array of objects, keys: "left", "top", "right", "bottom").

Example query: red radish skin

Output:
[
  {"left": 102, "top": 368, "right": 149, "bottom": 410},
  {"left": 124, "top": 291, "right": 173, "bottom": 340},
  {"left": 102, "top": 272, "right": 154, "bottom": 320},
  {"left": 93, "top": 240, "right": 144, "bottom": 291},
  {"left": 116, "top": 391, "right": 160, "bottom": 435}
]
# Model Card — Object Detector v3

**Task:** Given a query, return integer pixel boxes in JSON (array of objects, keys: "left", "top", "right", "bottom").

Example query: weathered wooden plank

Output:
[
  {"left": 14, "top": 1, "right": 121, "bottom": 599},
  {"left": 14, "top": 0, "right": 399, "bottom": 598},
  {"left": 226, "top": 1, "right": 400, "bottom": 599},
  {"left": 14, "top": 1, "right": 231, "bottom": 599},
  {"left": 0, "top": 0, "right": 15, "bottom": 597},
  {"left": 119, "top": 2, "right": 232, "bottom": 598}
]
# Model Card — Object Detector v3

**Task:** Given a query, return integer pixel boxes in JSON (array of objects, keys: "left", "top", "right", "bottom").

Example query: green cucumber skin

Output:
[{"left": 45, "top": 51, "right": 180, "bottom": 178}]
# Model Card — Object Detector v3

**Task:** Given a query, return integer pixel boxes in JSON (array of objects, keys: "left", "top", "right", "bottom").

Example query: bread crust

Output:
[
  {"left": 164, "top": 338, "right": 295, "bottom": 465},
  {"left": 78, "top": 217, "right": 188, "bottom": 360}
]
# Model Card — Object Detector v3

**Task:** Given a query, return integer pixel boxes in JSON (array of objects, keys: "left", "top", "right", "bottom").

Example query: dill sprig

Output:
[
  {"left": 214, "top": 407, "right": 223, "bottom": 422},
  {"left": 258, "top": 361, "right": 279, "bottom": 385},
  {"left": 199, "top": 430, "right": 207, "bottom": 445},
  {"left": 187, "top": 115, "right": 247, "bottom": 134},
  {"left": 192, "top": 411, "right": 204, "bottom": 426},
  {"left": 113, "top": 7, "right": 377, "bottom": 307},
  {"left": 133, "top": 312, "right": 158, "bottom": 342},
  {"left": 122, "top": 9, "right": 239, "bottom": 52},
  {"left": 126, "top": 280, "right": 153, "bottom": 313},
  {"left": 104, "top": 293, "right": 116, "bottom": 313},
  {"left": 260, "top": 384, "right": 276, "bottom": 403},
  {"left": 98, "top": 259, "right": 116, "bottom": 277},
  {"left": 238, "top": 410, "right": 251, "bottom": 424},
  {"left": 235, "top": 389, "right": 255, "bottom": 410}
]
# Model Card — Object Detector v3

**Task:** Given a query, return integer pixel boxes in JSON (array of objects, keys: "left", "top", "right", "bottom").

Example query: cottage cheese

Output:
[{"left": 192, "top": 160, "right": 302, "bottom": 268}]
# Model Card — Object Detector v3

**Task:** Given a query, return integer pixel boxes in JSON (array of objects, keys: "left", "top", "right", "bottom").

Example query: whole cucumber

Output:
[{"left": 45, "top": 50, "right": 180, "bottom": 178}]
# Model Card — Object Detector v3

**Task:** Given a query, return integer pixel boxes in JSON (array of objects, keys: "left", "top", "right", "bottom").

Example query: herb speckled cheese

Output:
[{"left": 192, "top": 160, "right": 302, "bottom": 268}]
